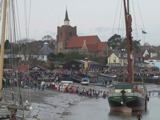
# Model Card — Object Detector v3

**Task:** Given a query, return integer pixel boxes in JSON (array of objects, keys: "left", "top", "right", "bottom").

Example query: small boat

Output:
[
  {"left": 81, "top": 77, "right": 90, "bottom": 85},
  {"left": 71, "top": 74, "right": 82, "bottom": 83}
]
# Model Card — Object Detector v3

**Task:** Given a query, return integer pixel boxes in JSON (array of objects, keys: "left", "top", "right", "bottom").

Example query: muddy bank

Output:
[
  {"left": 2, "top": 84, "right": 108, "bottom": 120},
  {"left": 26, "top": 90, "right": 87, "bottom": 120},
  {"left": 26, "top": 84, "right": 108, "bottom": 120}
]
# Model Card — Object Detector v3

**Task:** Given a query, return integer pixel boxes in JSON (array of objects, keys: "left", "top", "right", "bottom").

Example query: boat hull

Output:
[{"left": 108, "top": 93, "right": 147, "bottom": 112}]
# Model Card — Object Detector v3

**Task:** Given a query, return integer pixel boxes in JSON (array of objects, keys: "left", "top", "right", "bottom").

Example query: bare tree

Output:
[{"left": 42, "top": 35, "right": 54, "bottom": 41}]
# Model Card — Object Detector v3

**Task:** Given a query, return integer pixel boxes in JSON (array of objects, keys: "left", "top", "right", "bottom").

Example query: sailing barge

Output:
[{"left": 107, "top": 0, "right": 149, "bottom": 113}]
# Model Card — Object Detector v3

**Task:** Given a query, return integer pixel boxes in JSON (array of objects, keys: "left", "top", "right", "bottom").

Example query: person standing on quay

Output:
[{"left": 137, "top": 112, "right": 142, "bottom": 120}]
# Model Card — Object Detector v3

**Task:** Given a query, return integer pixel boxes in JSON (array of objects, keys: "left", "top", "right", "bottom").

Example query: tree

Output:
[
  {"left": 42, "top": 35, "right": 54, "bottom": 41},
  {"left": 48, "top": 62, "right": 55, "bottom": 70},
  {"left": 121, "top": 39, "right": 141, "bottom": 53},
  {"left": 56, "top": 52, "right": 64, "bottom": 62},
  {"left": 57, "top": 52, "right": 64, "bottom": 59},
  {"left": 133, "top": 40, "right": 141, "bottom": 53},
  {"left": 107, "top": 34, "right": 141, "bottom": 53},
  {"left": 63, "top": 51, "right": 86, "bottom": 61},
  {"left": 107, "top": 34, "right": 122, "bottom": 50},
  {"left": 47, "top": 53, "right": 56, "bottom": 61}
]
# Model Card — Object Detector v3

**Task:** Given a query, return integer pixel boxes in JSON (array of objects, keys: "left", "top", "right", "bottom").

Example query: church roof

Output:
[
  {"left": 97, "top": 42, "right": 107, "bottom": 51},
  {"left": 66, "top": 35, "right": 107, "bottom": 52},
  {"left": 87, "top": 44, "right": 98, "bottom": 52},
  {"left": 66, "top": 35, "right": 100, "bottom": 48}
]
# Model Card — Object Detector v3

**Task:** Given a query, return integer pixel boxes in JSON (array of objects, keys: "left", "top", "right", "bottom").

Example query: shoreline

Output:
[
  {"left": 2, "top": 83, "right": 109, "bottom": 120},
  {"left": 26, "top": 83, "right": 108, "bottom": 120},
  {"left": 27, "top": 90, "right": 87, "bottom": 120}
]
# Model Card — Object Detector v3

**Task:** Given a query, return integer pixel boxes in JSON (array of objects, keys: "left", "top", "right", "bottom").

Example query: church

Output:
[{"left": 55, "top": 10, "right": 109, "bottom": 57}]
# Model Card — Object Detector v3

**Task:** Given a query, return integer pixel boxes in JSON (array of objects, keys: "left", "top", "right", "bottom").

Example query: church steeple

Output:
[{"left": 64, "top": 9, "right": 70, "bottom": 26}]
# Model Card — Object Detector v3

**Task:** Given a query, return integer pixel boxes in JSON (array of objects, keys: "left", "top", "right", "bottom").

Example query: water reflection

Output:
[
  {"left": 108, "top": 110, "right": 150, "bottom": 120},
  {"left": 65, "top": 96, "right": 160, "bottom": 120},
  {"left": 108, "top": 112, "right": 133, "bottom": 120}
]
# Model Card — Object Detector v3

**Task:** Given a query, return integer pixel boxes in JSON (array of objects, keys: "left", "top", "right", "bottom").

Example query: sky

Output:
[{"left": 15, "top": 0, "right": 160, "bottom": 46}]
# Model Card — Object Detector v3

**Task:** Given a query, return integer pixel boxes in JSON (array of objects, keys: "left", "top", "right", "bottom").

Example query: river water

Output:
[{"left": 64, "top": 84, "right": 160, "bottom": 120}]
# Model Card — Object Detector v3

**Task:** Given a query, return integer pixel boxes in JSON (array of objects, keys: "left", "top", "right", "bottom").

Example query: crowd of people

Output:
[
  {"left": 2, "top": 69, "right": 109, "bottom": 99},
  {"left": 50, "top": 82, "right": 108, "bottom": 99}
]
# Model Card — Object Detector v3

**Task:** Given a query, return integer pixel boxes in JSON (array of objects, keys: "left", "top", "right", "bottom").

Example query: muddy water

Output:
[{"left": 64, "top": 90, "right": 160, "bottom": 120}]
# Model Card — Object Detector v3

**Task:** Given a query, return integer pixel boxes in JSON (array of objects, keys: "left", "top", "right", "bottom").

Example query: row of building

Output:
[{"left": 3, "top": 10, "right": 160, "bottom": 70}]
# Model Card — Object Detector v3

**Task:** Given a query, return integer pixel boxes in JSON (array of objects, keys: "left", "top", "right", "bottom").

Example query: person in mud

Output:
[
  {"left": 95, "top": 90, "right": 99, "bottom": 99},
  {"left": 38, "top": 81, "right": 41, "bottom": 90},
  {"left": 121, "top": 89, "right": 126, "bottom": 105},
  {"left": 41, "top": 81, "right": 45, "bottom": 91},
  {"left": 137, "top": 112, "right": 142, "bottom": 120},
  {"left": 103, "top": 91, "right": 107, "bottom": 98},
  {"left": 105, "top": 80, "right": 108, "bottom": 87},
  {"left": 34, "top": 81, "right": 37, "bottom": 90},
  {"left": 148, "top": 91, "right": 151, "bottom": 96},
  {"left": 21, "top": 80, "right": 24, "bottom": 88}
]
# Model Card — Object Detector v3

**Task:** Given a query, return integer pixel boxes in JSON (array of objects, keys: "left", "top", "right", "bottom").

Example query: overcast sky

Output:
[{"left": 16, "top": 0, "right": 160, "bottom": 46}]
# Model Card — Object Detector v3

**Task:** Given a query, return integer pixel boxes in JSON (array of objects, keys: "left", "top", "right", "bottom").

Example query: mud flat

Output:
[
  {"left": 2, "top": 84, "right": 109, "bottom": 120},
  {"left": 33, "top": 94, "right": 85, "bottom": 119},
  {"left": 26, "top": 84, "right": 108, "bottom": 120}
]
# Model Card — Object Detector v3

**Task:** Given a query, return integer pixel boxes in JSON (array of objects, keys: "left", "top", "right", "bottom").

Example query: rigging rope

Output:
[
  {"left": 118, "top": 0, "right": 125, "bottom": 37},
  {"left": 136, "top": 0, "right": 146, "bottom": 45},
  {"left": 23, "top": 0, "right": 32, "bottom": 107},
  {"left": 112, "top": 0, "right": 125, "bottom": 38},
  {"left": 129, "top": 0, "right": 146, "bottom": 45},
  {"left": 5, "top": 0, "right": 32, "bottom": 109},
  {"left": 137, "top": 0, "right": 145, "bottom": 30},
  {"left": 0, "top": 0, "right": 2, "bottom": 21},
  {"left": 24, "top": 0, "right": 32, "bottom": 39},
  {"left": 112, "top": 0, "right": 120, "bottom": 34},
  {"left": 131, "top": 0, "right": 139, "bottom": 41}
]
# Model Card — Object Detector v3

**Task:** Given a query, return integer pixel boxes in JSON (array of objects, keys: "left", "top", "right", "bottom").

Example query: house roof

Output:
[
  {"left": 16, "top": 64, "right": 29, "bottom": 72},
  {"left": 39, "top": 42, "right": 54, "bottom": 55},
  {"left": 29, "top": 65, "right": 46, "bottom": 71},
  {"left": 108, "top": 51, "right": 120, "bottom": 59},
  {"left": 66, "top": 35, "right": 100, "bottom": 48},
  {"left": 141, "top": 46, "right": 160, "bottom": 53}
]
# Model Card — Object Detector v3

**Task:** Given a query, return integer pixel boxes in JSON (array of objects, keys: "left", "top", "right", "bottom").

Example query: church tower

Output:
[
  {"left": 56, "top": 9, "right": 77, "bottom": 53},
  {"left": 64, "top": 10, "right": 70, "bottom": 25}
]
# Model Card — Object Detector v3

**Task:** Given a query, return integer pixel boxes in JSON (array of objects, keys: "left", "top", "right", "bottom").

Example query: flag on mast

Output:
[{"left": 142, "top": 30, "right": 147, "bottom": 34}]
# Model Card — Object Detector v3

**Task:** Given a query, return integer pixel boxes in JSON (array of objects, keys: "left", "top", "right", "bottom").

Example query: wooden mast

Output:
[
  {"left": 123, "top": 0, "right": 134, "bottom": 84},
  {"left": 0, "top": 0, "right": 7, "bottom": 100}
]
